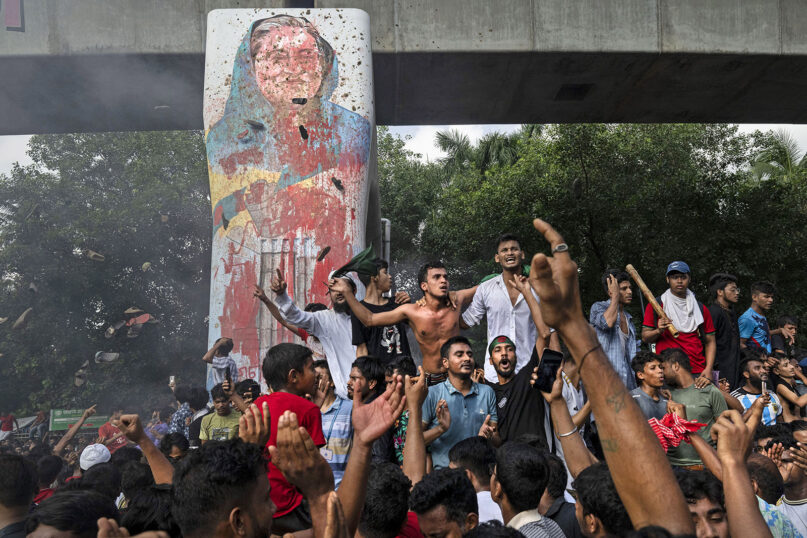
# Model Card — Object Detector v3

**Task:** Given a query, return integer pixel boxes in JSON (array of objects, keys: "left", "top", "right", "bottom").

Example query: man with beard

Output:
[
  {"left": 485, "top": 275, "right": 550, "bottom": 445},
  {"left": 707, "top": 273, "right": 742, "bottom": 390},
  {"left": 268, "top": 268, "right": 359, "bottom": 399},
  {"left": 730, "top": 349, "right": 782, "bottom": 426},
  {"left": 462, "top": 234, "right": 555, "bottom": 383},
  {"left": 659, "top": 348, "right": 727, "bottom": 469},
  {"left": 333, "top": 262, "right": 477, "bottom": 384},
  {"left": 421, "top": 337, "right": 499, "bottom": 468}
]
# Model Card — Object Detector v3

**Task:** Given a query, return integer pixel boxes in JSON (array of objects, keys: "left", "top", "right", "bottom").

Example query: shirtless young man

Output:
[{"left": 330, "top": 261, "right": 476, "bottom": 384}]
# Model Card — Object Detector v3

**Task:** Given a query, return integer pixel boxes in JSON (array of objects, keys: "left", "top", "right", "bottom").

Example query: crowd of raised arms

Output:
[{"left": 5, "top": 219, "right": 807, "bottom": 538}]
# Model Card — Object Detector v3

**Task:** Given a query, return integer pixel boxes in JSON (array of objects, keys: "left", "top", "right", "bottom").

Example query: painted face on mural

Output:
[{"left": 252, "top": 26, "right": 324, "bottom": 105}]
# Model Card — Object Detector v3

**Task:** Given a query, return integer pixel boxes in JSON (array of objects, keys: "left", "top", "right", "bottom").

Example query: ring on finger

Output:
[{"left": 551, "top": 243, "right": 569, "bottom": 254}]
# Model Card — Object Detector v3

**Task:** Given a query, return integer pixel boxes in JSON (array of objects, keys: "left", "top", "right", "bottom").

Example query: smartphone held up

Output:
[{"left": 533, "top": 349, "right": 564, "bottom": 393}]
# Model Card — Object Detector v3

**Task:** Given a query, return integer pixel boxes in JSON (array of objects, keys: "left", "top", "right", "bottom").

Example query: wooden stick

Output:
[{"left": 625, "top": 264, "right": 679, "bottom": 338}]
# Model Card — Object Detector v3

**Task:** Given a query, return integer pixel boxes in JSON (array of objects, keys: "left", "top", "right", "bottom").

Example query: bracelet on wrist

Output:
[{"left": 558, "top": 426, "right": 578, "bottom": 438}]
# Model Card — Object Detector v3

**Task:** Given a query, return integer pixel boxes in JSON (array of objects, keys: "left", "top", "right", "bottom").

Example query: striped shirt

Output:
[
  {"left": 320, "top": 397, "right": 353, "bottom": 488},
  {"left": 730, "top": 387, "right": 782, "bottom": 426}
]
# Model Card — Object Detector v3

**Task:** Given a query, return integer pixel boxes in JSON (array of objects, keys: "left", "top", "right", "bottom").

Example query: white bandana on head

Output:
[{"left": 661, "top": 288, "right": 703, "bottom": 334}]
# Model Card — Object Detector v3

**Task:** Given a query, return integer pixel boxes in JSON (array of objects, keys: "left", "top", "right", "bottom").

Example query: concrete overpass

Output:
[{"left": 1, "top": 0, "right": 806, "bottom": 135}]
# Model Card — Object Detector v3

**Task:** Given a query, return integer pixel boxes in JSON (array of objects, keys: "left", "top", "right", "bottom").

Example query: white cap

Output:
[
  {"left": 327, "top": 270, "right": 365, "bottom": 302},
  {"left": 80, "top": 443, "right": 111, "bottom": 470}
]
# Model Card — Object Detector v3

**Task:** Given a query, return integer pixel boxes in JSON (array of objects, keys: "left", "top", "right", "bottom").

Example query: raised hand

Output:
[
  {"left": 238, "top": 402, "right": 271, "bottom": 446},
  {"left": 471, "top": 368, "right": 485, "bottom": 384},
  {"left": 534, "top": 366, "right": 564, "bottom": 403},
  {"left": 270, "top": 268, "right": 287, "bottom": 294},
  {"left": 394, "top": 291, "right": 411, "bottom": 304},
  {"left": 222, "top": 379, "right": 234, "bottom": 397},
  {"left": 82, "top": 404, "right": 97, "bottom": 419},
  {"left": 405, "top": 367, "right": 428, "bottom": 411},
  {"left": 607, "top": 274, "right": 620, "bottom": 301},
  {"left": 527, "top": 219, "right": 584, "bottom": 331},
  {"left": 118, "top": 414, "right": 147, "bottom": 444},
  {"left": 478, "top": 414, "right": 495, "bottom": 439},
  {"left": 710, "top": 410, "right": 752, "bottom": 464},
  {"left": 763, "top": 442, "right": 784, "bottom": 468},
  {"left": 328, "top": 278, "right": 353, "bottom": 296},
  {"left": 253, "top": 283, "right": 268, "bottom": 301},
  {"left": 792, "top": 443, "right": 807, "bottom": 472},
  {"left": 352, "top": 375, "right": 406, "bottom": 446},
  {"left": 268, "top": 410, "right": 334, "bottom": 498},
  {"left": 508, "top": 274, "right": 531, "bottom": 296},
  {"left": 435, "top": 399, "right": 451, "bottom": 432}
]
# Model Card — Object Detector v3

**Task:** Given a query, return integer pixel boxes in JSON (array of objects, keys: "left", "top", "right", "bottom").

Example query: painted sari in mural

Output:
[{"left": 204, "top": 10, "right": 373, "bottom": 384}]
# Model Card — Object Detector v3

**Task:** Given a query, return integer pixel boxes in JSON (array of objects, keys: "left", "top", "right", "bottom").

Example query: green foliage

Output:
[
  {"left": 0, "top": 131, "right": 210, "bottom": 414},
  {"left": 379, "top": 123, "right": 807, "bottom": 332}
]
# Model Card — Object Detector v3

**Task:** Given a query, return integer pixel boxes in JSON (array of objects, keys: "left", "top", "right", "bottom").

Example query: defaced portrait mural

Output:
[{"left": 203, "top": 10, "right": 374, "bottom": 384}]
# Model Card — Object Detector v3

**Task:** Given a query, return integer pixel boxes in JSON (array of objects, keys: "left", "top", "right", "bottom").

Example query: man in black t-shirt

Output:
[
  {"left": 707, "top": 273, "right": 741, "bottom": 390},
  {"left": 351, "top": 258, "right": 410, "bottom": 365},
  {"left": 486, "top": 335, "right": 548, "bottom": 447}
]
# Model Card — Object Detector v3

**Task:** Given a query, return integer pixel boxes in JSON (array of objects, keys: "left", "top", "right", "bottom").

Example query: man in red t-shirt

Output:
[
  {"left": 641, "top": 261, "right": 716, "bottom": 386},
  {"left": 0, "top": 410, "right": 19, "bottom": 441},
  {"left": 98, "top": 409, "right": 128, "bottom": 454},
  {"left": 253, "top": 343, "right": 325, "bottom": 535}
]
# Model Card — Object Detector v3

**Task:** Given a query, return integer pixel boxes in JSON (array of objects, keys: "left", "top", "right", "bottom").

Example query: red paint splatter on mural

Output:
[{"left": 221, "top": 147, "right": 265, "bottom": 176}]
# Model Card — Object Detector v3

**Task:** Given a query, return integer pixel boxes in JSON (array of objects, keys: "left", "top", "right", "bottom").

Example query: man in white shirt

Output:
[
  {"left": 267, "top": 268, "right": 359, "bottom": 399},
  {"left": 449, "top": 437, "right": 503, "bottom": 523},
  {"left": 462, "top": 234, "right": 556, "bottom": 382}
]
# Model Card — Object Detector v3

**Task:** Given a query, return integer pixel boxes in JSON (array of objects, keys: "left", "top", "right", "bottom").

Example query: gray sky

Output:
[{"left": 2, "top": 124, "right": 806, "bottom": 174}]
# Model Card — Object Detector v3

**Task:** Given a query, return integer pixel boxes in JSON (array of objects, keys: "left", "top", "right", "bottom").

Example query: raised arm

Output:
[
  {"left": 202, "top": 338, "right": 226, "bottom": 364},
  {"left": 119, "top": 414, "right": 173, "bottom": 484},
  {"left": 272, "top": 269, "right": 322, "bottom": 334},
  {"left": 53, "top": 405, "right": 96, "bottom": 456},
  {"left": 538, "top": 368, "right": 597, "bottom": 477},
  {"left": 527, "top": 218, "right": 693, "bottom": 535},
  {"left": 329, "top": 278, "right": 408, "bottom": 327},
  {"left": 711, "top": 411, "right": 773, "bottom": 538},
  {"left": 336, "top": 376, "right": 406, "bottom": 536},
  {"left": 253, "top": 284, "right": 304, "bottom": 338},
  {"left": 402, "top": 368, "right": 428, "bottom": 486},
  {"left": 509, "top": 275, "right": 552, "bottom": 353}
]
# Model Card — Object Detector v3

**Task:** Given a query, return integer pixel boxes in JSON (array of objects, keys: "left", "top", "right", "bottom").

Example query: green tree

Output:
[{"left": 0, "top": 131, "right": 210, "bottom": 414}]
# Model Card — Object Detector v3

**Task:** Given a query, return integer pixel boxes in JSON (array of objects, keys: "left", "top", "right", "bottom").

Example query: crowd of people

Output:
[{"left": 2, "top": 219, "right": 806, "bottom": 538}]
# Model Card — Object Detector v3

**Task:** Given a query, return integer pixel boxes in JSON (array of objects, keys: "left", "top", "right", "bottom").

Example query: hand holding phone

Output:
[{"left": 532, "top": 350, "right": 564, "bottom": 393}]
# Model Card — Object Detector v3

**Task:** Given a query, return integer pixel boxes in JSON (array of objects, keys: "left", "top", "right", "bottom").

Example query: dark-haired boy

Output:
[
  {"left": 253, "top": 343, "right": 325, "bottom": 533},
  {"left": 335, "top": 262, "right": 477, "bottom": 383},
  {"left": 410, "top": 468, "right": 480, "bottom": 537},
  {"left": 313, "top": 360, "right": 352, "bottom": 488},
  {"left": 351, "top": 257, "right": 411, "bottom": 364},
  {"left": 739, "top": 281, "right": 782, "bottom": 354},
  {"left": 772, "top": 315, "right": 799, "bottom": 357},
  {"left": 707, "top": 273, "right": 741, "bottom": 389},
  {"left": 490, "top": 442, "right": 565, "bottom": 538},
  {"left": 572, "top": 463, "right": 633, "bottom": 537},
  {"left": 202, "top": 336, "right": 238, "bottom": 386},
  {"left": 629, "top": 351, "right": 669, "bottom": 421},
  {"left": 538, "top": 454, "right": 583, "bottom": 538},
  {"left": 422, "top": 336, "right": 499, "bottom": 469},
  {"left": 0, "top": 454, "right": 37, "bottom": 538},
  {"left": 590, "top": 269, "right": 638, "bottom": 389},
  {"left": 200, "top": 383, "right": 241, "bottom": 443},
  {"left": 449, "top": 437, "right": 503, "bottom": 523},
  {"left": 660, "top": 348, "right": 727, "bottom": 468},
  {"left": 462, "top": 234, "right": 553, "bottom": 383},
  {"left": 674, "top": 470, "right": 729, "bottom": 538}
]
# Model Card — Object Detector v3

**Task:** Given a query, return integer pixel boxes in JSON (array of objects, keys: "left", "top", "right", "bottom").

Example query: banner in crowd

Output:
[{"left": 49, "top": 410, "right": 109, "bottom": 432}]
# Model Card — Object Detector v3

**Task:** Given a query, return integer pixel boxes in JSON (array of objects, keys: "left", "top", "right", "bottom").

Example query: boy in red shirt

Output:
[
  {"left": 98, "top": 409, "right": 128, "bottom": 454},
  {"left": 641, "top": 261, "right": 716, "bottom": 387},
  {"left": 253, "top": 343, "right": 325, "bottom": 535}
]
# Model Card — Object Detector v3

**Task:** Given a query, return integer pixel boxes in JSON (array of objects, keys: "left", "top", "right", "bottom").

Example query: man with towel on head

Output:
[{"left": 641, "top": 261, "right": 717, "bottom": 388}]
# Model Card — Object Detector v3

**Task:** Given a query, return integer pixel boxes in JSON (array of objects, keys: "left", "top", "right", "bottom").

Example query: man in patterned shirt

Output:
[
  {"left": 730, "top": 350, "right": 781, "bottom": 426},
  {"left": 589, "top": 269, "right": 638, "bottom": 389}
]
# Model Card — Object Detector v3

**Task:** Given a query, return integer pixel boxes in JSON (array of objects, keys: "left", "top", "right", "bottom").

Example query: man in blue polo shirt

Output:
[{"left": 422, "top": 336, "right": 499, "bottom": 469}]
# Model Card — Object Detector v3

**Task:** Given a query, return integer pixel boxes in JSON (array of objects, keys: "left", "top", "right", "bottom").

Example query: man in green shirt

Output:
[
  {"left": 200, "top": 383, "right": 242, "bottom": 443},
  {"left": 659, "top": 348, "right": 727, "bottom": 468}
]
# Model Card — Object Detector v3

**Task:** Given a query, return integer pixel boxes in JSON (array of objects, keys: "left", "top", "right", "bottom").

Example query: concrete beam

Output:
[{"left": 1, "top": 0, "right": 805, "bottom": 134}]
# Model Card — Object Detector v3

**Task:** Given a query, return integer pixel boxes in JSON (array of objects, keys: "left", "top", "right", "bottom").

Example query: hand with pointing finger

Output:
[
  {"left": 478, "top": 414, "right": 495, "bottom": 439},
  {"left": 270, "top": 268, "right": 287, "bottom": 295}
]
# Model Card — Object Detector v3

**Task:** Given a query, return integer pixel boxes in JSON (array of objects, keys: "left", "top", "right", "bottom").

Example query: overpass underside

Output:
[{"left": 1, "top": 0, "right": 806, "bottom": 134}]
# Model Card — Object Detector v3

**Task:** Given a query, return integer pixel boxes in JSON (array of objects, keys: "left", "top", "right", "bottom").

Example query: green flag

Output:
[{"left": 332, "top": 245, "right": 377, "bottom": 278}]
